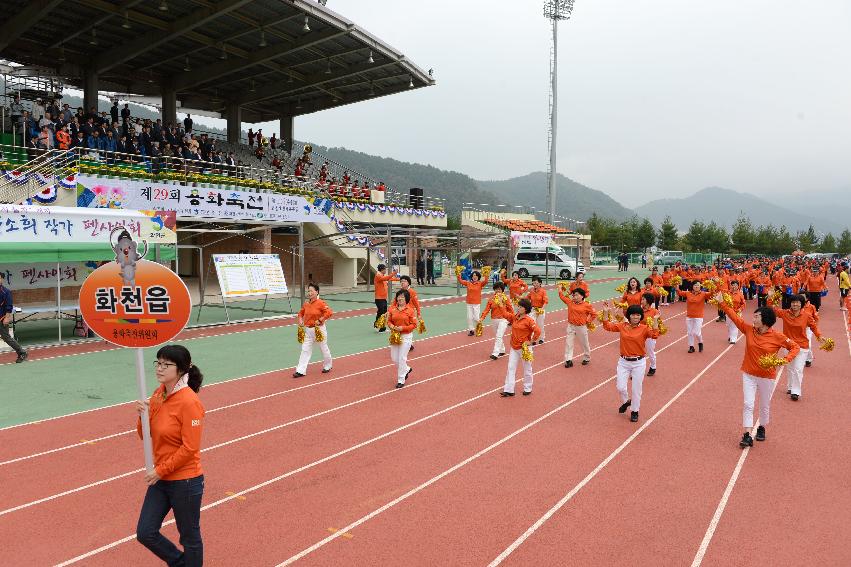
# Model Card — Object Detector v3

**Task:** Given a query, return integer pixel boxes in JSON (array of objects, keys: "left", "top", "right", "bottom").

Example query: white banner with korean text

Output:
[
  {"left": 510, "top": 231, "right": 554, "bottom": 248},
  {"left": 0, "top": 205, "right": 177, "bottom": 244},
  {"left": 75, "top": 175, "right": 332, "bottom": 223},
  {"left": 0, "top": 262, "right": 96, "bottom": 290}
]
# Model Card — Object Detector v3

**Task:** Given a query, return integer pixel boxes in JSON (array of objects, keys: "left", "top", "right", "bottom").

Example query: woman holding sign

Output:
[
  {"left": 293, "top": 283, "right": 333, "bottom": 377},
  {"left": 135, "top": 344, "right": 205, "bottom": 566}
]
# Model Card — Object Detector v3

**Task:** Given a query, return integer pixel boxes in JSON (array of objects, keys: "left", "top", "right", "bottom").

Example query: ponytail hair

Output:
[{"left": 156, "top": 344, "right": 204, "bottom": 393}]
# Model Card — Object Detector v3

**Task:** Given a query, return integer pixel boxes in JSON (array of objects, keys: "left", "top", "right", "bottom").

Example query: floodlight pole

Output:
[{"left": 548, "top": 16, "right": 558, "bottom": 226}]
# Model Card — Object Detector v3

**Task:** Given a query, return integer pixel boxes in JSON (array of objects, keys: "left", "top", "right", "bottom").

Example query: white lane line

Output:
[
  {"left": 689, "top": 369, "right": 783, "bottom": 567},
  {"left": 7, "top": 320, "right": 647, "bottom": 518},
  {"left": 0, "top": 298, "right": 635, "bottom": 463},
  {"left": 487, "top": 328, "right": 731, "bottom": 566},
  {"left": 275, "top": 321, "right": 707, "bottom": 566}
]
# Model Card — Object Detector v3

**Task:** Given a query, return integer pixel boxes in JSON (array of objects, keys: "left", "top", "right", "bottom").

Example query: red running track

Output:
[{"left": 0, "top": 288, "right": 847, "bottom": 566}]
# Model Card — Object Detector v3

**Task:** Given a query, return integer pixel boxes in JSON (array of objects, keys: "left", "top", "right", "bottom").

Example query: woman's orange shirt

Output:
[
  {"left": 388, "top": 303, "right": 418, "bottom": 334},
  {"left": 137, "top": 385, "right": 205, "bottom": 480},
  {"left": 685, "top": 290, "right": 710, "bottom": 318}
]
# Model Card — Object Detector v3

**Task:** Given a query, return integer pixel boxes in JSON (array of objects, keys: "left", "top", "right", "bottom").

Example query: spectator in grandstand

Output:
[
  {"left": 103, "top": 130, "right": 117, "bottom": 162},
  {"left": 110, "top": 101, "right": 119, "bottom": 124},
  {"left": 32, "top": 98, "right": 45, "bottom": 120},
  {"left": 56, "top": 124, "right": 71, "bottom": 150},
  {"left": 61, "top": 103, "right": 73, "bottom": 123},
  {"left": 9, "top": 94, "right": 23, "bottom": 127},
  {"left": 38, "top": 112, "right": 54, "bottom": 134},
  {"left": 37, "top": 125, "right": 53, "bottom": 149},
  {"left": 271, "top": 154, "right": 282, "bottom": 172},
  {"left": 183, "top": 113, "right": 193, "bottom": 133},
  {"left": 269, "top": 133, "right": 277, "bottom": 150},
  {"left": 426, "top": 253, "right": 435, "bottom": 285},
  {"left": 72, "top": 130, "right": 86, "bottom": 150},
  {"left": 376, "top": 181, "right": 386, "bottom": 192},
  {"left": 342, "top": 171, "right": 351, "bottom": 185},
  {"left": 247, "top": 127, "right": 255, "bottom": 147}
]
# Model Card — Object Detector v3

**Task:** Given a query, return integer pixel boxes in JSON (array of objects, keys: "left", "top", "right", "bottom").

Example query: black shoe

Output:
[
  {"left": 468, "top": 331, "right": 475, "bottom": 336},
  {"left": 498, "top": 352, "right": 506, "bottom": 357},
  {"left": 15, "top": 351, "right": 28, "bottom": 363},
  {"left": 396, "top": 382, "right": 404, "bottom": 388},
  {"left": 500, "top": 391, "right": 515, "bottom": 397},
  {"left": 538, "top": 339, "right": 544, "bottom": 345},
  {"left": 740, "top": 432, "right": 753, "bottom": 448},
  {"left": 405, "top": 368, "right": 412, "bottom": 381},
  {"left": 321, "top": 368, "right": 331, "bottom": 374},
  {"left": 581, "top": 359, "right": 589, "bottom": 365},
  {"left": 791, "top": 394, "right": 799, "bottom": 401},
  {"left": 755, "top": 426, "right": 766, "bottom": 441},
  {"left": 698, "top": 342, "right": 704, "bottom": 352},
  {"left": 787, "top": 389, "right": 791, "bottom": 395},
  {"left": 565, "top": 360, "right": 573, "bottom": 368},
  {"left": 805, "top": 361, "right": 812, "bottom": 367},
  {"left": 293, "top": 372, "right": 305, "bottom": 378},
  {"left": 630, "top": 411, "right": 639, "bottom": 422},
  {"left": 522, "top": 391, "right": 532, "bottom": 396},
  {"left": 490, "top": 354, "right": 498, "bottom": 360},
  {"left": 378, "top": 328, "right": 387, "bottom": 332},
  {"left": 688, "top": 346, "right": 695, "bottom": 353},
  {"left": 618, "top": 400, "right": 631, "bottom": 413},
  {"left": 647, "top": 367, "right": 656, "bottom": 376},
  {"left": 409, "top": 345, "right": 414, "bottom": 351}
]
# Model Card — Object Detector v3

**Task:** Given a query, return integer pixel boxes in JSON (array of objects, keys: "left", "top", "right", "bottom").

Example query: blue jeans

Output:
[{"left": 137, "top": 475, "right": 204, "bottom": 566}]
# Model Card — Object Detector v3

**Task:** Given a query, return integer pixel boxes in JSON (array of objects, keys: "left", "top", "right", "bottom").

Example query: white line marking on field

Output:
[
  {"left": 274, "top": 321, "right": 707, "bottom": 566},
  {"left": 689, "top": 368, "right": 782, "bottom": 567},
  {"left": 487, "top": 331, "right": 731, "bottom": 566}
]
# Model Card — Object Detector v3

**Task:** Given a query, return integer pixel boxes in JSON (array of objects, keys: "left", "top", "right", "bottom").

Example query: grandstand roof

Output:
[{"left": 0, "top": 0, "right": 434, "bottom": 122}]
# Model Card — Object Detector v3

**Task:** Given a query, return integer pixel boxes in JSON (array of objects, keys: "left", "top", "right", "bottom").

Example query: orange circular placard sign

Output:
[{"left": 79, "top": 259, "right": 191, "bottom": 348}]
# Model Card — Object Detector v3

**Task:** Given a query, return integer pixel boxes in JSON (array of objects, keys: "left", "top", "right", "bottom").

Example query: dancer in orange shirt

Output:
[
  {"left": 601, "top": 303, "right": 660, "bottom": 422},
  {"left": 374, "top": 263, "right": 398, "bottom": 332},
  {"left": 480, "top": 281, "right": 512, "bottom": 359},
  {"left": 501, "top": 269, "right": 529, "bottom": 303},
  {"left": 569, "top": 271, "right": 590, "bottom": 299},
  {"left": 528, "top": 276, "right": 549, "bottom": 343},
  {"left": 458, "top": 269, "right": 487, "bottom": 336},
  {"left": 558, "top": 285, "right": 597, "bottom": 367},
  {"left": 294, "top": 283, "right": 333, "bottom": 377},
  {"left": 500, "top": 298, "right": 541, "bottom": 397},
  {"left": 135, "top": 345, "right": 205, "bottom": 565},
  {"left": 725, "top": 280, "right": 746, "bottom": 344},
  {"left": 387, "top": 289, "right": 418, "bottom": 388},
  {"left": 769, "top": 293, "right": 823, "bottom": 400},
  {"left": 640, "top": 293, "right": 660, "bottom": 376},
  {"left": 399, "top": 276, "right": 421, "bottom": 351},
  {"left": 719, "top": 297, "right": 799, "bottom": 448},
  {"left": 621, "top": 277, "right": 643, "bottom": 308},
  {"left": 684, "top": 281, "right": 711, "bottom": 353}
]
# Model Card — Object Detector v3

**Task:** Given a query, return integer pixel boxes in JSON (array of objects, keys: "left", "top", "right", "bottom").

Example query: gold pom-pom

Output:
[
  {"left": 818, "top": 337, "right": 835, "bottom": 352},
  {"left": 770, "top": 289, "right": 782, "bottom": 306},
  {"left": 521, "top": 341, "right": 534, "bottom": 362},
  {"left": 586, "top": 321, "right": 597, "bottom": 332},
  {"left": 481, "top": 265, "right": 492, "bottom": 281},
  {"left": 614, "top": 301, "right": 629, "bottom": 310},
  {"left": 702, "top": 279, "right": 717, "bottom": 293},
  {"left": 671, "top": 275, "right": 683, "bottom": 286},
  {"left": 455, "top": 265, "right": 464, "bottom": 276},
  {"left": 558, "top": 280, "right": 570, "bottom": 291},
  {"left": 658, "top": 320, "right": 668, "bottom": 335},
  {"left": 512, "top": 296, "right": 520, "bottom": 305},
  {"left": 475, "top": 320, "right": 484, "bottom": 337},
  {"left": 722, "top": 292, "right": 734, "bottom": 309},
  {"left": 418, "top": 319, "right": 427, "bottom": 334},
  {"left": 374, "top": 313, "right": 387, "bottom": 330},
  {"left": 645, "top": 316, "right": 653, "bottom": 326},
  {"left": 389, "top": 329, "right": 402, "bottom": 345},
  {"left": 614, "top": 313, "right": 624, "bottom": 322},
  {"left": 597, "top": 311, "right": 606, "bottom": 322},
  {"left": 493, "top": 294, "right": 503, "bottom": 307},
  {"left": 656, "top": 287, "right": 666, "bottom": 296},
  {"left": 297, "top": 325, "right": 305, "bottom": 344},
  {"left": 534, "top": 307, "right": 544, "bottom": 315},
  {"left": 758, "top": 353, "right": 789, "bottom": 370},
  {"left": 615, "top": 283, "right": 627, "bottom": 294},
  {"left": 313, "top": 323, "right": 324, "bottom": 343}
]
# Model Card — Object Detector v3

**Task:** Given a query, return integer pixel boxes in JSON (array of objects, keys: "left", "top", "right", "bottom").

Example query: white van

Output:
[{"left": 513, "top": 246, "right": 585, "bottom": 280}]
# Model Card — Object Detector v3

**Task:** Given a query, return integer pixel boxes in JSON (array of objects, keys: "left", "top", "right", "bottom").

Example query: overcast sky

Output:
[{"left": 214, "top": 0, "right": 850, "bottom": 207}]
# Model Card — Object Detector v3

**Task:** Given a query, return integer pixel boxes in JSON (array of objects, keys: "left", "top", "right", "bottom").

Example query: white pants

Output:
[
  {"left": 533, "top": 310, "right": 546, "bottom": 339},
  {"left": 726, "top": 317, "right": 739, "bottom": 343},
  {"left": 390, "top": 332, "right": 413, "bottom": 383},
  {"left": 296, "top": 325, "right": 332, "bottom": 374},
  {"left": 742, "top": 373, "right": 775, "bottom": 428},
  {"left": 645, "top": 338, "right": 657, "bottom": 370},
  {"left": 785, "top": 348, "right": 809, "bottom": 396},
  {"left": 686, "top": 317, "right": 703, "bottom": 347},
  {"left": 466, "top": 304, "right": 481, "bottom": 331},
  {"left": 616, "top": 358, "right": 646, "bottom": 412},
  {"left": 504, "top": 348, "right": 533, "bottom": 394},
  {"left": 491, "top": 318, "right": 508, "bottom": 357},
  {"left": 805, "top": 328, "right": 814, "bottom": 362},
  {"left": 565, "top": 324, "right": 590, "bottom": 362}
]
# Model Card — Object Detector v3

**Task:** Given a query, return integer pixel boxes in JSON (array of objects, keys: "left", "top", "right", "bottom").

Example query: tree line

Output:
[{"left": 585, "top": 213, "right": 851, "bottom": 255}]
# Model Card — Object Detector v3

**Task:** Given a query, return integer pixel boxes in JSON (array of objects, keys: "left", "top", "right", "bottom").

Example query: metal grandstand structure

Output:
[{"left": 0, "top": 0, "right": 434, "bottom": 124}]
